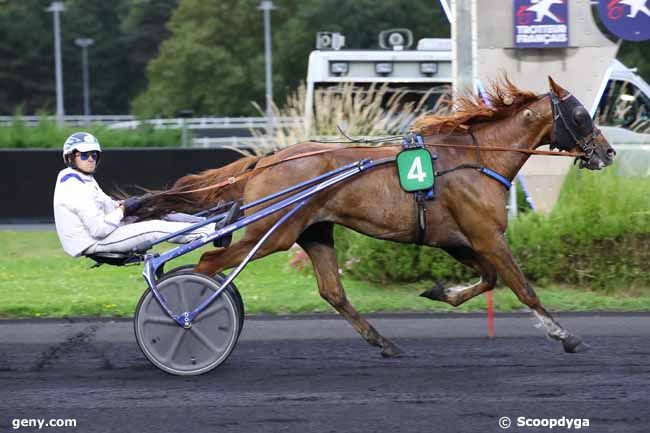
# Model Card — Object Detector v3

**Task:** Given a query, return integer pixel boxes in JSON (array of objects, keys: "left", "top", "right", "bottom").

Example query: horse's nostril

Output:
[{"left": 607, "top": 148, "right": 616, "bottom": 158}]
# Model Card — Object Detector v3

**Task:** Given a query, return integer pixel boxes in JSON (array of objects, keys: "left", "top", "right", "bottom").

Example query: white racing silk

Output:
[{"left": 53, "top": 167, "right": 211, "bottom": 256}]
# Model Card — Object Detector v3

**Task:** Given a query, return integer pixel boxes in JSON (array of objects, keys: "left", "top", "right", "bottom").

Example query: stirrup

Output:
[{"left": 213, "top": 202, "right": 242, "bottom": 248}]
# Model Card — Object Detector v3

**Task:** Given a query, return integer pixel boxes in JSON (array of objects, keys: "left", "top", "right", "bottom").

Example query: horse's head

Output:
[{"left": 547, "top": 77, "right": 615, "bottom": 170}]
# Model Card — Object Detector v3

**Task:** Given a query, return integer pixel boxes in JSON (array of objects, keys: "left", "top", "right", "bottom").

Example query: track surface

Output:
[{"left": 1, "top": 313, "right": 649, "bottom": 433}]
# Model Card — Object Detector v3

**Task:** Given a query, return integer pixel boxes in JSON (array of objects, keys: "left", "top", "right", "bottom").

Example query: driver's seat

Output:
[{"left": 86, "top": 252, "right": 144, "bottom": 267}]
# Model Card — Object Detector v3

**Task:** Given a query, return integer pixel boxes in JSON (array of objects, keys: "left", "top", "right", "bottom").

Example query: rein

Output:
[
  {"left": 158, "top": 141, "right": 584, "bottom": 197},
  {"left": 421, "top": 142, "right": 584, "bottom": 158}
]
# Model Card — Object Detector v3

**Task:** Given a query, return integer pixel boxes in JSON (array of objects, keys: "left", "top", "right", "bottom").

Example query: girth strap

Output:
[{"left": 414, "top": 191, "right": 427, "bottom": 245}]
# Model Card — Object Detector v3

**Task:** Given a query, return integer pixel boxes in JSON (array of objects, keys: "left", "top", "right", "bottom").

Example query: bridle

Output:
[{"left": 548, "top": 91, "right": 600, "bottom": 168}]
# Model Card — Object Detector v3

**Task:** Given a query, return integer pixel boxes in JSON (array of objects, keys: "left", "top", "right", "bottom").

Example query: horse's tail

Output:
[{"left": 133, "top": 155, "right": 261, "bottom": 220}]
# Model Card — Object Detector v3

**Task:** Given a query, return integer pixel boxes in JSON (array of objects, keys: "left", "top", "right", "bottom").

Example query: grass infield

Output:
[{"left": 1, "top": 231, "right": 649, "bottom": 318}]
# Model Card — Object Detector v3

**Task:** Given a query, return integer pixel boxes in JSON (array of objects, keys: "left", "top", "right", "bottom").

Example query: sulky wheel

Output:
[
  {"left": 164, "top": 265, "right": 245, "bottom": 335},
  {"left": 134, "top": 271, "right": 241, "bottom": 376}
]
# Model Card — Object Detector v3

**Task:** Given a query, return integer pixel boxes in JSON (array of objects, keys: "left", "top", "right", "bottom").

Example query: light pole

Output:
[
  {"left": 257, "top": 1, "right": 275, "bottom": 129},
  {"left": 75, "top": 37, "right": 94, "bottom": 123},
  {"left": 46, "top": 2, "right": 65, "bottom": 126}
]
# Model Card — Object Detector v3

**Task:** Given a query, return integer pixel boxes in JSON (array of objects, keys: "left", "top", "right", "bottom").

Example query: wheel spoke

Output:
[
  {"left": 169, "top": 280, "right": 183, "bottom": 308},
  {"left": 178, "top": 285, "right": 188, "bottom": 311},
  {"left": 163, "top": 328, "right": 186, "bottom": 362},
  {"left": 198, "top": 302, "right": 226, "bottom": 319},
  {"left": 143, "top": 315, "right": 177, "bottom": 326},
  {"left": 191, "top": 326, "right": 225, "bottom": 353}
]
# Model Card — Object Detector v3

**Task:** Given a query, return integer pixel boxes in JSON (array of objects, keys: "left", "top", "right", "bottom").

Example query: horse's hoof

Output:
[
  {"left": 381, "top": 342, "right": 405, "bottom": 358},
  {"left": 563, "top": 334, "right": 589, "bottom": 353},
  {"left": 419, "top": 281, "right": 446, "bottom": 301}
]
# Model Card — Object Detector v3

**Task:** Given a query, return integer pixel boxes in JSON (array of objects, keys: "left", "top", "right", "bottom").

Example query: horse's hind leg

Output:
[
  {"left": 473, "top": 231, "right": 588, "bottom": 353},
  {"left": 297, "top": 222, "right": 404, "bottom": 358},
  {"left": 195, "top": 225, "right": 297, "bottom": 276},
  {"left": 420, "top": 245, "right": 497, "bottom": 307},
  {"left": 194, "top": 240, "right": 257, "bottom": 275}
]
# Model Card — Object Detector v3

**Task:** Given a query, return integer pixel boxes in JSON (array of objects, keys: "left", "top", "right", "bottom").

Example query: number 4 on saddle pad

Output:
[{"left": 396, "top": 147, "right": 436, "bottom": 192}]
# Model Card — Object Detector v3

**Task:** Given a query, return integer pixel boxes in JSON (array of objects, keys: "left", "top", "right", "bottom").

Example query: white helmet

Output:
[{"left": 62, "top": 132, "right": 102, "bottom": 165}]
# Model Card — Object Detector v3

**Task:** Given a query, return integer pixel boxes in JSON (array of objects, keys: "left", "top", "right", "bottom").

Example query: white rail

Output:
[
  {"left": 191, "top": 136, "right": 271, "bottom": 148},
  {"left": 0, "top": 115, "right": 135, "bottom": 126},
  {"left": 109, "top": 117, "right": 302, "bottom": 130},
  {"left": 0, "top": 115, "right": 303, "bottom": 129}
]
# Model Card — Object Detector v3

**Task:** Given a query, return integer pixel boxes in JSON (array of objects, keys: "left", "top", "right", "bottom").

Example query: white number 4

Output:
[{"left": 407, "top": 156, "right": 427, "bottom": 183}]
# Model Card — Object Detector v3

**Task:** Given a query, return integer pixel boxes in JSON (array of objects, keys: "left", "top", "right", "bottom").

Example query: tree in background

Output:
[
  {"left": 0, "top": 0, "right": 648, "bottom": 117},
  {"left": 121, "top": 0, "right": 178, "bottom": 111},
  {"left": 132, "top": 0, "right": 268, "bottom": 117},
  {"left": 619, "top": 41, "right": 650, "bottom": 85},
  {"left": 0, "top": 0, "right": 176, "bottom": 115},
  {"left": 0, "top": 0, "right": 60, "bottom": 114},
  {"left": 60, "top": 0, "right": 132, "bottom": 114},
  {"left": 132, "top": 0, "right": 449, "bottom": 117}
]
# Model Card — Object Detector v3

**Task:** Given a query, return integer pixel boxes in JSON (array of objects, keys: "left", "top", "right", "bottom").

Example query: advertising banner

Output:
[
  {"left": 598, "top": 0, "right": 650, "bottom": 41},
  {"left": 514, "top": 0, "right": 569, "bottom": 48}
]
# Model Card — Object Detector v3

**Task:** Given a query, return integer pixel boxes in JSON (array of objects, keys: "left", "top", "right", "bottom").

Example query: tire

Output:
[
  {"left": 134, "top": 271, "right": 241, "bottom": 376},
  {"left": 164, "top": 264, "right": 245, "bottom": 334}
]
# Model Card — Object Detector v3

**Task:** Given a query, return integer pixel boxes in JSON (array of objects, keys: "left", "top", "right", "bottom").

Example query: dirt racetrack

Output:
[{"left": 1, "top": 313, "right": 649, "bottom": 433}]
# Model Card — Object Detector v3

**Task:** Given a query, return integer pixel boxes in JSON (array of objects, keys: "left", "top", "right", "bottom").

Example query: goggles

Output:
[{"left": 77, "top": 151, "right": 99, "bottom": 161}]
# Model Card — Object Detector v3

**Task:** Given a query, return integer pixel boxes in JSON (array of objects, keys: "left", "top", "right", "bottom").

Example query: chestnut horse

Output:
[{"left": 134, "top": 78, "right": 615, "bottom": 357}]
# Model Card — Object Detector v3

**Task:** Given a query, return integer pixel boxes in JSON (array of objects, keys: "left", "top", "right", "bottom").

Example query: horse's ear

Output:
[{"left": 548, "top": 76, "right": 568, "bottom": 98}]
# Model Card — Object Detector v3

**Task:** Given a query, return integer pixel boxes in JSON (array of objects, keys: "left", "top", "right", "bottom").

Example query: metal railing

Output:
[
  {"left": 0, "top": 114, "right": 135, "bottom": 127},
  {"left": 0, "top": 115, "right": 135, "bottom": 126},
  {"left": 0, "top": 114, "right": 302, "bottom": 129},
  {"left": 108, "top": 116, "right": 301, "bottom": 130},
  {"left": 0, "top": 115, "right": 302, "bottom": 129},
  {"left": 192, "top": 136, "right": 271, "bottom": 149}
]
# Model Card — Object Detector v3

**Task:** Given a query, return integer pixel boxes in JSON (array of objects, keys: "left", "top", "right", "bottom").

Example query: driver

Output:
[{"left": 53, "top": 132, "right": 212, "bottom": 257}]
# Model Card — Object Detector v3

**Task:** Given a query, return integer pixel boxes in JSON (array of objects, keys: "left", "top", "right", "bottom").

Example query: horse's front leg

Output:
[
  {"left": 472, "top": 230, "right": 588, "bottom": 353},
  {"left": 420, "top": 245, "right": 497, "bottom": 307}
]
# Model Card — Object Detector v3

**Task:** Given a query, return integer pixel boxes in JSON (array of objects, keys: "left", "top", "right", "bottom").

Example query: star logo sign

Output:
[
  {"left": 526, "top": 0, "right": 565, "bottom": 23},
  {"left": 599, "top": 0, "right": 650, "bottom": 41},
  {"left": 619, "top": 0, "right": 650, "bottom": 18}
]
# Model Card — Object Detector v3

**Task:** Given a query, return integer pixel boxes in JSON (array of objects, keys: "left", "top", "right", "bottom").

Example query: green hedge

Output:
[
  {"left": 334, "top": 165, "right": 650, "bottom": 291},
  {"left": 0, "top": 118, "right": 182, "bottom": 148}
]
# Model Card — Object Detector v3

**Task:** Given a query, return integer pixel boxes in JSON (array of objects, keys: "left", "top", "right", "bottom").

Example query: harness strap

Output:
[
  {"left": 480, "top": 167, "right": 512, "bottom": 190},
  {"left": 436, "top": 163, "right": 512, "bottom": 190},
  {"left": 402, "top": 133, "right": 433, "bottom": 245},
  {"left": 415, "top": 191, "right": 427, "bottom": 245}
]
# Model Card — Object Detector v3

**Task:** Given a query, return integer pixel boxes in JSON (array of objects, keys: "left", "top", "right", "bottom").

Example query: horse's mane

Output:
[{"left": 413, "top": 77, "right": 540, "bottom": 136}]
